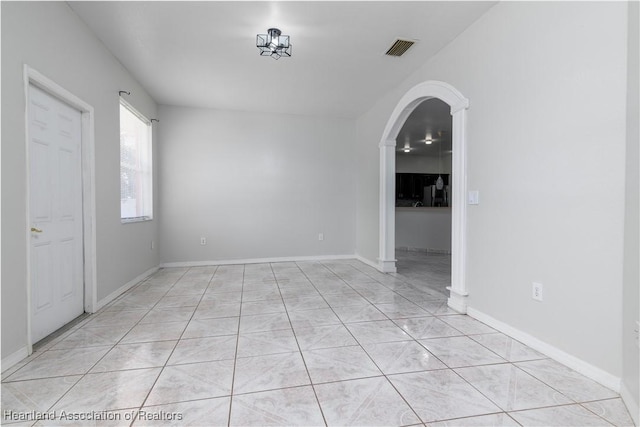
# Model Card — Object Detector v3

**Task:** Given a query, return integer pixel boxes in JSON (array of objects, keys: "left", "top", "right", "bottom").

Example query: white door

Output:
[{"left": 29, "top": 84, "right": 84, "bottom": 342}]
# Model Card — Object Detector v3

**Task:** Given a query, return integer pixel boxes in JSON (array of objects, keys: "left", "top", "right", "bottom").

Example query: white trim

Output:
[
  {"left": 1, "top": 347, "right": 29, "bottom": 374},
  {"left": 23, "top": 66, "right": 98, "bottom": 356},
  {"left": 447, "top": 287, "right": 469, "bottom": 314},
  {"left": 450, "top": 107, "right": 468, "bottom": 312},
  {"left": 396, "top": 247, "right": 452, "bottom": 255},
  {"left": 379, "top": 80, "right": 469, "bottom": 312},
  {"left": 161, "top": 254, "right": 357, "bottom": 269},
  {"left": 467, "top": 307, "right": 622, "bottom": 392},
  {"left": 120, "top": 97, "right": 151, "bottom": 125},
  {"left": 95, "top": 266, "right": 160, "bottom": 311},
  {"left": 620, "top": 381, "right": 640, "bottom": 426},
  {"left": 378, "top": 259, "right": 398, "bottom": 273},
  {"left": 121, "top": 217, "right": 153, "bottom": 224},
  {"left": 355, "top": 254, "right": 385, "bottom": 271},
  {"left": 379, "top": 143, "right": 396, "bottom": 270}
]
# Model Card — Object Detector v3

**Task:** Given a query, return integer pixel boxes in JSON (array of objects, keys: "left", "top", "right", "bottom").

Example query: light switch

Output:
[{"left": 468, "top": 190, "right": 480, "bottom": 205}]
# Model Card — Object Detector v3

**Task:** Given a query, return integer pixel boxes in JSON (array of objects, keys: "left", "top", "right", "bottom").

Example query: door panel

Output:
[
  {"left": 31, "top": 139, "right": 52, "bottom": 221},
  {"left": 58, "top": 239, "right": 75, "bottom": 300},
  {"left": 58, "top": 148, "right": 75, "bottom": 219},
  {"left": 29, "top": 84, "right": 84, "bottom": 342},
  {"left": 32, "top": 242, "right": 54, "bottom": 312}
]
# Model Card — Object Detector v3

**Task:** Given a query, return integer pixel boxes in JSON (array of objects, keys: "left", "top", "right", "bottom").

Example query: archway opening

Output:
[
  {"left": 394, "top": 98, "right": 453, "bottom": 299},
  {"left": 378, "top": 81, "right": 469, "bottom": 313}
]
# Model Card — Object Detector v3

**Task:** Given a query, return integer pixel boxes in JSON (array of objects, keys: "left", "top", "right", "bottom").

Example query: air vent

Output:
[{"left": 385, "top": 39, "right": 415, "bottom": 57}]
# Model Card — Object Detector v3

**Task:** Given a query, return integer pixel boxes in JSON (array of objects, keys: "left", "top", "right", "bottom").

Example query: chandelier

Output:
[{"left": 256, "top": 28, "right": 292, "bottom": 60}]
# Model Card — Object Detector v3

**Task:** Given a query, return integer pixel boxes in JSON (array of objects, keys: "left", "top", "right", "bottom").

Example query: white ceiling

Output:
[
  {"left": 396, "top": 98, "right": 452, "bottom": 157},
  {"left": 69, "top": 1, "right": 495, "bottom": 118}
]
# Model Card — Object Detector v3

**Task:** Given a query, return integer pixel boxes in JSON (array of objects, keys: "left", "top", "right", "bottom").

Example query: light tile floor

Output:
[{"left": 1, "top": 252, "right": 635, "bottom": 426}]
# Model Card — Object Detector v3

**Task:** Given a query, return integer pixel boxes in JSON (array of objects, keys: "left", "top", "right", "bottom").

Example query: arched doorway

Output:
[{"left": 378, "top": 81, "right": 469, "bottom": 313}]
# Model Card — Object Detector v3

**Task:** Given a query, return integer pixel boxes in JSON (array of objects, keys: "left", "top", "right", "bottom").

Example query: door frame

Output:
[
  {"left": 24, "top": 65, "right": 97, "bottom": 353},
  {"left": 378, "top": 80, "right": 469, "bottom": 313}
]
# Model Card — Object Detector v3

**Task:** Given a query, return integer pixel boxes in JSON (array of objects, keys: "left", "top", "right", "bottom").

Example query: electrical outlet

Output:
[
  {"left": 318, "top": 233, "right": 324, "bottom": 241},
  {"left": 200, "top": 237, "right": 206, "bottom": 245},
  {"left": 532, "top": 282, "right": 543, "bottom": 301}
]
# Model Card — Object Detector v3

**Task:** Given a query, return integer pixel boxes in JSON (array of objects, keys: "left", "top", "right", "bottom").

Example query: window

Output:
[{"left": 120, "top": 100, "right": 153, "bottom": 222}]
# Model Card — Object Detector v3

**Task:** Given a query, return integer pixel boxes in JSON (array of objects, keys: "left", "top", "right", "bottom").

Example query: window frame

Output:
[{"left": 119, "top": 99, "right": 153, "bottom": 223}]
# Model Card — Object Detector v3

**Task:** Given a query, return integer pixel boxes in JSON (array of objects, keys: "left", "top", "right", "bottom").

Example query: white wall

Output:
[
  {"left": 396, "top": 153, "right": 452, "bottom": 174},
  {"left": 158, "top": 106, "right": 356, "bottom": 264},
  {"left": 1, "top": 2, "right": 159, "bottom": 360},
  {"left": 356, "top": 1, "right": 627, "bottom": 381},
  {"left": 622, "top": 0, "right": 639, "bottom": 422},
  {"left": 396, "top": 209, "right": 451, "bottom": 252},
  {"left": 396, "top": 154, "right": 453, "bottom": 252}
]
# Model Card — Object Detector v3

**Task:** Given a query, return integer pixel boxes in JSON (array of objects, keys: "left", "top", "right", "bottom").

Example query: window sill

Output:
[{"left": 121, "top": 217, "right": 153, "bottom": 224}]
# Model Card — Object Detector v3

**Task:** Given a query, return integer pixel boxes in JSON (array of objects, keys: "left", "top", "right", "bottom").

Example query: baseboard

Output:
[
  {"left": 160, "top": 254, "right": 356, "bottom": 268},
  {"left": 447, "top": 294, "right": 467, "bottom": 314},
  {"left": 620, "top": 381, "right": 640, "bottom": 426},
  {"left": 95, "top": 265, "right": 160, "bottom": 311},
  {"left": 354, "top": 254, "right": 384, "bottom": 272},
  {"left": 1, "top": 346, "right": 29, "bottom": 374},
  {"left": 467, "top": 307, "right": 622, "bottom": 392},
  {"left": 396, "top": 246, "right": 452, "bottom": 255},
  {"left": 354, "top": 254, "right": 400, "bottom": 274}
]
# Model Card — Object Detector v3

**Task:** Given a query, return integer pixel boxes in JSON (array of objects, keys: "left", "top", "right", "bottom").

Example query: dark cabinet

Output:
[{"left": 396, "top": 173, "right": 449, "bottom": 207}]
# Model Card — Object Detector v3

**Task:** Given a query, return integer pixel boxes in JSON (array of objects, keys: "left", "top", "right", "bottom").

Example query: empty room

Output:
[{"left": 1, "top": 1, "right": 638, "bottom": 426}]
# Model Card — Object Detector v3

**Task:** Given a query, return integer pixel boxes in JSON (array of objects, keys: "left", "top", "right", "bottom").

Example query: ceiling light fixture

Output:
[
  {"left": 416, "top": 133, "right": 433, "bottom": 145},
  {"left": 256, "top": 28, "right": 292, "bottom": 59}
]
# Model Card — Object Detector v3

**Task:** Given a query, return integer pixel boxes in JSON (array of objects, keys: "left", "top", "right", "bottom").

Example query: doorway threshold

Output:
[{"left": 32, "top": 312, "right": 91, "bottom": 352}]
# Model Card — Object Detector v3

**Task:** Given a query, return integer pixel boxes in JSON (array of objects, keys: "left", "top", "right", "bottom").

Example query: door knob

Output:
[{"left": 30, "top": 227, "right": 43, "bottom": 233}]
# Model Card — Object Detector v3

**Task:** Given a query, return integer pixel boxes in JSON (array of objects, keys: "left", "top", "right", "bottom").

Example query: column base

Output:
[
  {"left": 378, "top": 259, "right": 397, "bottom": 273},
  {"left": 447, "top": 286, "right": 468, "bottom": 314}
]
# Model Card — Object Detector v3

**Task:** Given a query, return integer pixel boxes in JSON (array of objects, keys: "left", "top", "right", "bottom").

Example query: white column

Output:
[
  {"left": 447, "top": 105, "right": 468, "bottom": 313},
  {"left": 379, "top": 140, "right": 397, "bottom": 273}
]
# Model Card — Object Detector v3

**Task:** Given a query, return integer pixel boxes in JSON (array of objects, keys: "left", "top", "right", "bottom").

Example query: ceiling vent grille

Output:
[{"left": 385, "top": 39, "right": 415, "bottom": 57}]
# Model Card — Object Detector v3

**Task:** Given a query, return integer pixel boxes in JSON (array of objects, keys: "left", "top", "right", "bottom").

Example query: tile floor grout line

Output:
[
  {"left": 427, "top": 410, "right": 519, "bottom": 426},
  {"left": 320, "top": 261, "right": 416, "bottom": 323},
  {"left": 5, "top": 266, "right": 224, "bottom": 424},
  {"left": 277, "top": 261, "right": 329, "bottom": 427},
  {"left": 2, "top": 270, "right": 183, "bottom": 382},
  {"left": 3, "top": 318, "right": 88, "bottom": 381},
  {"left": 414, "top": 338, "right": 499, "bottom": 372},
  {"left": 125, "top": 267, "right": 196, "bottom": 425},
  {"left": 132, "top": 266, "right": 210, "bottom": 425},
  {"left": 226, "top": 263, "right": 246, "bottom": 427},
  {"left": 303, "top": 260, "right": 423, "bottom": 368},
  {"left": 309, "top": 262, "right": 390, "bottom": 330},
  {"left": 23, "top": 268, "right": 192, "bottom": 423},
  {"left": 3, "top": 256, "right": 628, "bottom": 427},
  {"left": 509, "top": 362, "right": 572, "bottom": 397},
  {"left": 447, "top": 357, "right": 600, "bottom": 421},
  {"left": 505, "top": 401, "right": 615, "bottom": 417},
  {"left": 337, "top": 318, "right": 433, "bottom": 424},
  {"left": 577, "top": 399, "right": 632, "bottom": 426},
  {"left": 304, "top": 262, "right": 424, "bottom": 378},
  {"left": 448, "top": 359, "right": 516, "bottom": 418},
  {"left": 320, "top": 259, "right": 516, "bottom": 425},
  {"left": 316, "top": 260, "right": 446, "bottom": 424},
  {"left": 464, "top": 332, "right": 549, "bottom": 363},
  {"left": 507, "top": 361, "right": 620, "bottom": 414},
  {"left": 292, "top": 259, "right": 444, "bottom": 425}
]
